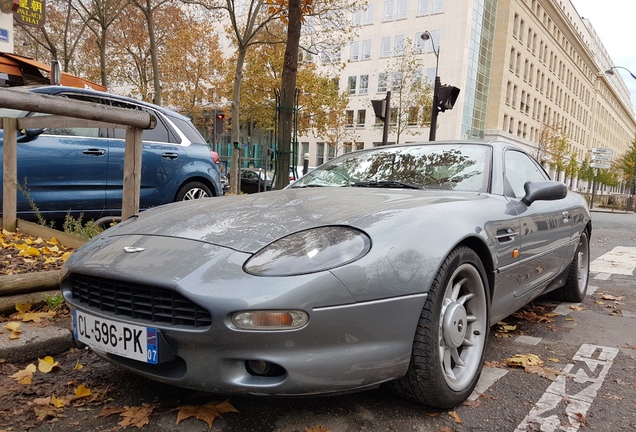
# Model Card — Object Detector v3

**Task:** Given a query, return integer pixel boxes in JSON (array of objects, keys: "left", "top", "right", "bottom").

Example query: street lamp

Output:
[
  {"left": 421, "top": 31, "right": 440, "bottom": 141},
  {"left": 605, "top": 66, "right": 636, "bottom": 211},
  {"left": 421, "top": 31, "right": 460, "bottom": 141}
]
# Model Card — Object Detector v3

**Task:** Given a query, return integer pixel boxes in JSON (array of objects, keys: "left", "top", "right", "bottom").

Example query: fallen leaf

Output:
[
  {"left": 448, "top": 411, "right": 462, "bottom": 423},
  {"left": 38, "top": 356, "right": 61, "bottom": 373},
  {"left": 74, "top": 361, "right": 84, "bottom": 371},
  {"left": 305, "top": 426, "right": 332, "bottom": 432},
  {"left": 98, "top": 406, "right": 127, "bottom": 418},
  {"left": 118, "top": 404, "right": 155, "bottom": 429},
  {"left": 565, "top": 317, "right": 575, "bottom": 321},
  {"left": 600, "top": 294, "right": 624, "bottom": 301},
  {"left": 525, "top": 365, "right": 559, "bottom": 380},
  {"left": 176, "top": 400, "right": 238, "bottom": 428},
  {"left": 11, "top": 363, "right": 36, "bottom": 384},
  {"left": 75, "top": 384, "right": 91, "bottom": 398},
  {"left": 15, "top": 302, "right": 32, "bottom": 313},
  {"left": 623, "top": 345, "right": 636, "bottom": 350},
  {"left": 569, "top": 305, "right": 587, "bottom": 312},
  {"left": 506, "top": 353, "right": 544, "bottom": 368},
  {"left": 4, "top": 321, "right": 22, "bottom": 339},
  {"left": 462, "top": 399, "right": 480, "bottom": 408},
  {"left": 33, "top": 406, "right": 61, "bottom": 422},
  {"left": 51, "top": 394, "right": 65, "bottom": 408}
]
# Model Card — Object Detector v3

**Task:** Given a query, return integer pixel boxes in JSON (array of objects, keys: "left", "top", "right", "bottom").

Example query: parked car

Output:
[
  {"left": 0, "top": 86, "right": 223, "bottom": 221},
  {"left": 61, "top": 141, "right": 591, "bottom": 409},
  {"left": 239, "top": 168, "right": 272, "bottom": 193}
]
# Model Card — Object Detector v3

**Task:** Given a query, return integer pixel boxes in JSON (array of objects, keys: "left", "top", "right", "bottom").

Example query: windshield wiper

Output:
[{"left": 351, "top": 180, "right": 424, "bottom": 189}]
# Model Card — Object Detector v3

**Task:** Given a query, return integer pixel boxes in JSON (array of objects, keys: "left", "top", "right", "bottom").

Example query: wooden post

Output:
[
  {"left": 2, "top": 117, "right": 17, "bottom": 231},
  {"left": 121, "top": 126, "right": 143, "bottom": 220}
]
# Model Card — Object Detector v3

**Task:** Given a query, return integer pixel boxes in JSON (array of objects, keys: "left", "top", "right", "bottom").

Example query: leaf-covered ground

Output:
[{"left": 0, "top": 228, "right": 74, "bottom": 275}]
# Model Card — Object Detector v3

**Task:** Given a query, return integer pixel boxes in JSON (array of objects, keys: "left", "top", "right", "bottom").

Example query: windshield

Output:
[{"left": 290, "top": 144, "right": 491, "bottom": 192}]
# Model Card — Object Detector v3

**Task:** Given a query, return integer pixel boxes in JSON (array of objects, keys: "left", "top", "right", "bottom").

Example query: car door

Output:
[
  {"left": 12, "top": 111, "right": 110, "bottom": 219},
  {"left": 104, "top": 103, "right": 188, "bottom": 210},
  {"left": 503, "top": 149, "right": 571, "bottom": 299}
]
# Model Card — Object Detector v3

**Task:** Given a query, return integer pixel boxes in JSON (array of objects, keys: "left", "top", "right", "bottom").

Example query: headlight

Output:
[{"left": 244, "top": 226, "right": 371, "bottom": 276}]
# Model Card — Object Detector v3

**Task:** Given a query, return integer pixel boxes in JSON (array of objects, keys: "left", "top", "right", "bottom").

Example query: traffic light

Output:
[
  {"left": 215, "top": 112, "right": 225, "bottom": 133},
  {"left": 436, "top": 85, "right": 460, "bottom": 112}
]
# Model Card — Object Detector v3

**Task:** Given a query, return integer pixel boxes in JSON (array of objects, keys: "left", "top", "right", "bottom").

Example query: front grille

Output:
[{"left": 67, "top": 273, "right": 212, "bottom": 328}]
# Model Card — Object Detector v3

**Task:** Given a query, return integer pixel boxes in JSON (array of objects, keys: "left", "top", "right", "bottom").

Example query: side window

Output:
[
  {"left": 504, "top": 150, "right": 548, "bottom": 198},
  {"left": 111, "top": 107, "right": 179, "bottom": 144},
  {"left": 32, "top": 113, "right": 101, "bottom": 138}
]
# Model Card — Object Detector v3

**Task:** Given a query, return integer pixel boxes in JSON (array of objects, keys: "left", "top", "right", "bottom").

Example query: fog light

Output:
[
  {"left": 245, "top": 360, "right": 286, "bottom": 377},
  {"left": 232, "top": 310, "right": 308, "bottom": 330}
]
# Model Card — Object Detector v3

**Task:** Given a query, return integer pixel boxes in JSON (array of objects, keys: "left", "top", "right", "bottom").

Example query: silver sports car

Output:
[{"left": 61, "top": 141, "right": 591, "bottom": 409}]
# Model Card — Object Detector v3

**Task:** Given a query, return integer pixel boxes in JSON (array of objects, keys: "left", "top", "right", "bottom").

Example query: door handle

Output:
[
  {"left": 161, "top": 152, "right": 179, "bottom": 160},
  {"left": 495, "top": 228, "right": 518, "bottom": 242},
  {"left": 82, "top": 148, "right": 106, "bottom": 156}
]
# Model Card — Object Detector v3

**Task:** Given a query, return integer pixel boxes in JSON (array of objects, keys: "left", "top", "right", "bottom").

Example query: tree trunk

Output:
[
  {"left": 0, "top": 290, "right": 60, "bottom": 314},
  {"left": 146, "top": 0, "right": 162, "bottom": 105},
  {"left": 274, "top": 0, "right": 302, "bottom": 190},
  {"left": 229, "top": 48, "right": 247, "bottom": 195}
]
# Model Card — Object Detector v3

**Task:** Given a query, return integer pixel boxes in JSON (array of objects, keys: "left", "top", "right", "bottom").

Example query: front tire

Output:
[
  {"left": 389, "top": 246, "right": 489, "bottom": 408},
  {"left": 551, "top": 230, "right": 590, "bottom": 302},
  {"left": 175, "top": 182, "right": 213, "bottom": 201}
]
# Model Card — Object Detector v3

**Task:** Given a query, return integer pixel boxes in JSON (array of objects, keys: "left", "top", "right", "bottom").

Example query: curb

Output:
[{"left": 0, "top": 318, "right": 75, "bottom": 364}]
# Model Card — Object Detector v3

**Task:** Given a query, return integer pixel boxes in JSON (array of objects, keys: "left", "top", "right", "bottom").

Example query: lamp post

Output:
[
  {"left": 421, "top": 31, "right": 440, "bottom": 141},
  {"left": 605, "top": 66, "right": 636, "bottom": 211}
]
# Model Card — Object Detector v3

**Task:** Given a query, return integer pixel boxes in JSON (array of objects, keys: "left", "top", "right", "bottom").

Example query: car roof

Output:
[{"left": 22, "top": 85, "right": 190, "bottom": 120}]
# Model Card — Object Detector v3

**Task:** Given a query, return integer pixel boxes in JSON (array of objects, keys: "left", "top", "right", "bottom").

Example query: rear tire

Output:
[
  {"left": 389, "top": 246, "right": 489, "bottom": 409},
  {"left": 175, "top": 182, "right": 212, "bottom": 201},
  {"left": 551, "top": 230, "right": 589, "bottom": 302}
]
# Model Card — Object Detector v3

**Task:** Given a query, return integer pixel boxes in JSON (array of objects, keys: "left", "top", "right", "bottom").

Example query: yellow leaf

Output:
[
  {"left": 505, "top": 353, "right": 544, "bottom": 368},
  {"left": 24, "top": 238, "right": 34, "bottom": 245},
  {"left": 565, "top": 317, "right": 575, "bottom": 321},
  {"left": 48, "top": 237, "right": 59, "bottom": 245},
  {"left": 569, "top": 305, "right": 587, "bottom": 312},
  {"left": 61, "top": 252, "right": 73, "bottom": 261},
  {"left": 51, "top": 394, "right": 65, "bottom": 408},
  {"left": 448, "top": 411, "right": 462, "bottom": 423},
  {"left": 38, "top": 356, "right": 61, "bottom": 373},
  {"left": 11, "top": 363, "right": 36, "bottom": 384},
  {"left": 15, "top": 302, "right": 32, "bottom": 313},
  {"left": 2, "top": 228, "right": 15, "bottom": 235},
  {"left": 74, "top": 361, "right": 84, "bottom": 371},
  {"left": 75, "top": 384, "right": 91, "bottom": 398},
  {"left": 4, "top": 321, "right": 21, "bottom": 331},
  {"left": 18, "top": 246, "right": 40, "bottom": 257}
]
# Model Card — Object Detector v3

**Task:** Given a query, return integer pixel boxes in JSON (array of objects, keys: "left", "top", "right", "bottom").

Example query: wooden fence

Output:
[{"left": 1, "top": 88, "right": 156, "bottom": 231}]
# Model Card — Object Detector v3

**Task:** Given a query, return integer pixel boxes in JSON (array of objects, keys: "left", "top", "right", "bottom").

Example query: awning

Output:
[{"left": 0, "top": 53, "right": 106, "bottom": 91}]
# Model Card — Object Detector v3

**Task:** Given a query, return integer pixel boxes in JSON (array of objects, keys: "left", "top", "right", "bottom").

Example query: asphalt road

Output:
[{"left": 12, "top": 211, "right": 636, "bottom": 432}]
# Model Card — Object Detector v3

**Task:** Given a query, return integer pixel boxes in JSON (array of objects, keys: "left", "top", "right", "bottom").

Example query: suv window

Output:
[{"left": 169, "top": 115, "right": 205, "bottom": 144}]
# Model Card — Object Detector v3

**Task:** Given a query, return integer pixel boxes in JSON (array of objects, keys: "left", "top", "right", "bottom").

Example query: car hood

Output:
[{"left": 104, "top": 188, "right": 488, "bottom": 253}]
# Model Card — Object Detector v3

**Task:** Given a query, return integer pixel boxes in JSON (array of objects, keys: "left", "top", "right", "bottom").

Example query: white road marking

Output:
[
  {"left": 515, "top": 335, "right": 542, "bottom": 345},
  {"left": 593, "top": 273, "right": 612, "bottom": 280},
  {"left": 590, "top": 246, "right": 636, "bottom": 276},
  {"left": 514, "top": 344, "right": 619, "bottom": 432},
  {"left": 470, "top": 366, "right": 508, "bottom": 400}
]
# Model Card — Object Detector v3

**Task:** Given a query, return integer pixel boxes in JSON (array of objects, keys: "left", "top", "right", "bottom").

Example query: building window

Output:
[
  {"left": 350, "top": 41, "right": 360, "bottom": 61},
  {"left": 417, "top": 0, "right": 428, "bottom": 15},
  {"left": 415, "top": 32, "right": 425, "bottom": 53},
  {"left": 380, "top": 36, "right": 391, "bottom": 57},
  {"left": 359, "top": 75, "right": 369, "bottom": 94},
  {"left": 357, "top": 109, "right": 366, "bottom": 126},
  {"left": 391, "top": 72, "right": 403, "bottom": 90},
  {"left": 355, "top": 142, "right": 364, "bottom": 151},
  {"left": 328, "top": 144, "right": 336, "bottom": 160},
  {"left": 343, "top": 142, "right": 353, "bottom": 153},
  {"left": 316, "top": 142, "right": 325, "bottom": 165},
  {"left": 378, "top": 72, "right": 388, "bottom": 92},
  {"left": 396, "top": 0, "right": 407, "bottom": 19},
  {"left": 364, "top": 4, "right": 375, "bottom": 24},
  {"left": 352, "top": 9, "right": 361, "bottom": 25},
  {"left": 408, "top": 106, "right": 419, "bottom": 125},
  {"left": 346, "top": 110, "right": 354, "bottom": 126},
  {"left": 432, "top": 0, "right": 443, "bottom": 13},
  {"left": 348, "top": 76, "right": 357, "bottom": 94},
  {"left": 394, "top": 35, "right": 405, "bottom": 55},
  {"left": 362, "top": 39, "right": 372, "bottom": 59},
  {"left": 383, "top": 0, "right": 393, "bottom": 21}
]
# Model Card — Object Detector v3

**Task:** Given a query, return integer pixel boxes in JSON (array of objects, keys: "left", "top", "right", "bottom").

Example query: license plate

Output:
[{"left": 72, "top": 310, "right": 159, "bottom": 364}]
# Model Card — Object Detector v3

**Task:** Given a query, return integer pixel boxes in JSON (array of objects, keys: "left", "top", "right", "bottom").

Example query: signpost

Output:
[{"left": 589, "top": 148, "right": 613, "bottom": 210}]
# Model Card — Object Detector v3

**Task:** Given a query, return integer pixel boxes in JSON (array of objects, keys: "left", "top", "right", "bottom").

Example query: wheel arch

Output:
[
  {"left": 174, "top": 176, "right": 218, "bottom": 200},
  {"left": 457, "top": 235, "right": 495, "bottom": 304}
]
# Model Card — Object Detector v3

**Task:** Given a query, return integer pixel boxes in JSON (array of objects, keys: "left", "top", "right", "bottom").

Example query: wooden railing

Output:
[{"left": 1, "top": 88, "right": 156, "bottom": 231}]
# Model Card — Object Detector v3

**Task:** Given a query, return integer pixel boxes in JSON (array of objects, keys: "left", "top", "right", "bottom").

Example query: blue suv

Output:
[{"left": 0, "top": 86, "right": 223, "bottom": 221}]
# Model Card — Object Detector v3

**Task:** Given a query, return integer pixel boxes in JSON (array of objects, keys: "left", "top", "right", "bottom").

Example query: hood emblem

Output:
[{"left": 124, "top": 246, "right": 145, "bottom": 253}]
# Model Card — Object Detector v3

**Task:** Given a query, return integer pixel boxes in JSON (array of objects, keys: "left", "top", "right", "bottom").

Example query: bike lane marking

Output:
[{"left": 514, "top": 344, "right": 619, "bottom": 432}]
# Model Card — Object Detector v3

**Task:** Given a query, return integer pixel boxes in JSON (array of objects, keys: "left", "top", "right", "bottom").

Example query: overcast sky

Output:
[{"left": 571, "top": 0, "right": 636, "bottom": 108}]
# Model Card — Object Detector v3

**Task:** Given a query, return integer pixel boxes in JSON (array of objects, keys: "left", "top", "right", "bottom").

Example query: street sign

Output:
[
  {"left": 590, "top": 162, "right": 611, "bottom": 169},
  {"left": 591, "top": 148, "right": 613, "bottom": 154},
  {"left": 592, "top": 155, "right": 613, "bottom": 162}
]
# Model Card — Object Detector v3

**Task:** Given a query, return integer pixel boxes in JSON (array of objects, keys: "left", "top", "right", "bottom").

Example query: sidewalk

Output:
[{"left": 0, "top": 316, "right": 74, "bottom": 363}]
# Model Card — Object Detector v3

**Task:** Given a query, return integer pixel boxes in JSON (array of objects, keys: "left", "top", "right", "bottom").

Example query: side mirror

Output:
[
  {"left": 521, "top": 180, "right": 567, "bottom": 206},
  {"left": 17, "top": 128, "right": 45, "bottom": 142}
]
